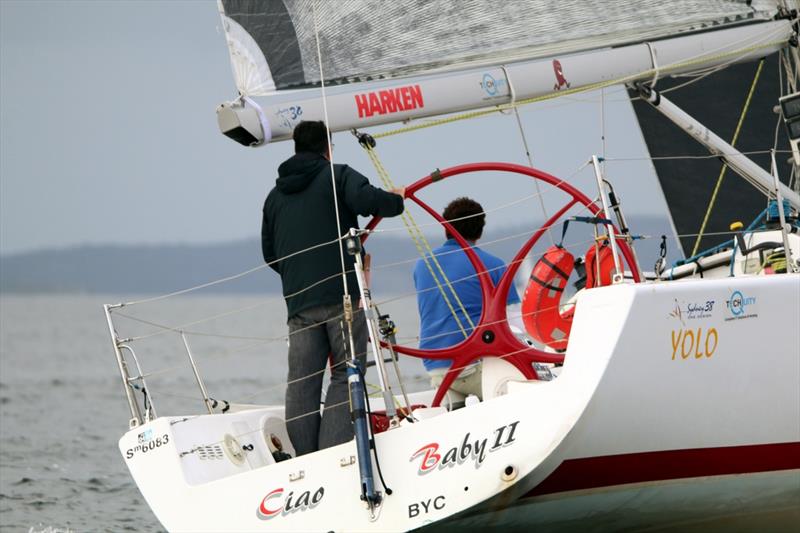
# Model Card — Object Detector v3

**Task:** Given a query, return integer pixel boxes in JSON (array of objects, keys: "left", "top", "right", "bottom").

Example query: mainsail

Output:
[{"left": 219, "top": 0, "right": 776, "bottom": 95}]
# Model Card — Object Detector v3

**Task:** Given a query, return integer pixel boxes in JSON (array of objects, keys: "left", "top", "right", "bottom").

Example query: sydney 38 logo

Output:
[
  {"left": 256, "top": 486, "right": 324, "bottom": 520},
  {"left": 669, "top": 298, "right": 715, "bottom": 325},
  {"left": 410, "top": 421, "right": 519, "bottom": 475}
]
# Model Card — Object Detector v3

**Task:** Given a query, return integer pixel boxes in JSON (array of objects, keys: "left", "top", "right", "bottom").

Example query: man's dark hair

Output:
[
  {"left": 293, "top": 121, "right": 330, "bottom": 154},
  {"left": 443, "top": 197, "right": 485, "bottom": 241}
]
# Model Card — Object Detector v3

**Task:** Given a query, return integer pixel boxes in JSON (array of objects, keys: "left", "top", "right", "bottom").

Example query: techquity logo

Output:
[{"left": 553, "top": 60, "right": 571, "bottom": 91}]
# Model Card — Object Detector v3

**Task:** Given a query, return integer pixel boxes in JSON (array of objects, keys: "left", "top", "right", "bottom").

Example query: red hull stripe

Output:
[{"left": 526, "top": 442, "right": 800, "bottom": 497}]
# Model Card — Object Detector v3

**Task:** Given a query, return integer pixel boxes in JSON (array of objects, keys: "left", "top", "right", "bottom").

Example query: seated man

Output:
[{"left": 413, "top": 197, "right": 520, "bottom": 399}]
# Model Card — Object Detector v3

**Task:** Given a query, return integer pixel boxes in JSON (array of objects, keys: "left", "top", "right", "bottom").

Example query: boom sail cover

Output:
[{"left": 218, "top": 0, "right": 778, "bottom": 96}]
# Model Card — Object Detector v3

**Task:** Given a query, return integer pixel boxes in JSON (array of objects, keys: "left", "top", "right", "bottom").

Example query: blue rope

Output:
[{"left": 670, "top": 207, "right": 768, "bottom": 277}]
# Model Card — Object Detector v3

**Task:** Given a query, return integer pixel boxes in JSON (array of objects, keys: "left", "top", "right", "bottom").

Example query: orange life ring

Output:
[
  {"left": 585, "top": 242, "right": 615, "bottom": 288},
  {"left": 522, "top": 246, "right": 575, "bottom": 351},
  {"left": 522, "top": 243, "right": 616, "bottom": 351}
]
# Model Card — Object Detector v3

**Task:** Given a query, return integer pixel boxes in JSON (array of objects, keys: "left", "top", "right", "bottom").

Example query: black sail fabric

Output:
[{"left": 628, "top": 51, "right": 793, "bottom": 258}]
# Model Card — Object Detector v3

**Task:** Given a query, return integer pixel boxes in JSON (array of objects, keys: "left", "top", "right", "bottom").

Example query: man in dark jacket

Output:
[{"left": 262, "top": 120, "right": 404, "bottom": 456}]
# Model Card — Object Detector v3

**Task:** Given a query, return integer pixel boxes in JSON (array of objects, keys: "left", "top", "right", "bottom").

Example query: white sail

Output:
[{"left": 218, "top": 0, "right": 778, "bottom": 95}]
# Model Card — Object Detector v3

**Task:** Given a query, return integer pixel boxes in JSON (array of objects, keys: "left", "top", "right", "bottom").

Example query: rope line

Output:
[
  {"left": 122, "top": 222, "right": 753, "bottom": 393},
  {"left": 368, "top": 31, "right": 787, "bottom": 141},
  {"left": 690, "top": 58, "right": 765, "bottom": 256},
  {"left": 363, "top": 144, "right": 475, "bottom": 336},
  {"left": 119, "top": 236, "right": 341, "bottom": 307}
]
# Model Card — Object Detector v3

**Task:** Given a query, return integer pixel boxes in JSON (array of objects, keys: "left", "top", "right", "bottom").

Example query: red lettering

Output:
[
  {"left": 379, "top": 90, "right": 396, "bottom": 114},
  {"left": 354, "top": 94, "right": 369, "bottom": 118},
  {"left": 401, "top": 86, "right": 413, "bottom": 109},
  {"left": 409, "top": 84, "right": 424, "bottom": 109},
  {"left": 368, "top": 92, "right": 381, "bottom": 117},
  {"left": 411, "top": 443, "right": 441, "bottom": 474},
  {"left": 354, "top": 85, "right": 425, "bottom": 119},
  {"left": 391, "top": 88, "right": 404, "bottom": 111},
  {"left": 258, "top": 488, "right": 284, "bottom": 518}
]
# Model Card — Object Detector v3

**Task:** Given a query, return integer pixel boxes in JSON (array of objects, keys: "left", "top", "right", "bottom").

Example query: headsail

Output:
[
  {"left": 629, "top": 51, "right": 795, "bottom": 257},
  {"left": 219, "top": 0, "right": 776, "bottom": 95}
]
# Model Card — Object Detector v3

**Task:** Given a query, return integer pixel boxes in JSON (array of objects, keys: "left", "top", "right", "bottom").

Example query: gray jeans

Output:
[{"left": 285, "top": 303, "right": 366, "bottom": 456}]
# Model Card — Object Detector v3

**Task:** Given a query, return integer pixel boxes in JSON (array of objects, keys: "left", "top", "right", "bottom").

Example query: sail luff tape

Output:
[{"left": 242, "top": 95, "right": 271, "bottom": 144}]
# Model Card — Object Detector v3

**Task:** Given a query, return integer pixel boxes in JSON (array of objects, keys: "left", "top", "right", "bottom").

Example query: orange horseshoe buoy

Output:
[
  {"left": 522, "top": 246, "right": 575, "bottom": 351},
  {"left": 585, "top": 242, "right": 615, "bottom": 288},
  {"left": 522, "top": 243, "right": 616, "bottom": 351}
]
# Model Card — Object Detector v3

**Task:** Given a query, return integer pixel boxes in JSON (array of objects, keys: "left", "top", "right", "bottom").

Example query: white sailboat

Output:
[{"left": 108, "top": 1, "right": 800, "bottom": 530}]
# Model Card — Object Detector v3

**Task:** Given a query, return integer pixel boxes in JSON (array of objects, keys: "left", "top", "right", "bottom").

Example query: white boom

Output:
[
  {"left": 638, "top": 85, "right": 800, "bottom": 211},
  {"left": 229, "top": 19, "right": 792, "bottom": 145}
]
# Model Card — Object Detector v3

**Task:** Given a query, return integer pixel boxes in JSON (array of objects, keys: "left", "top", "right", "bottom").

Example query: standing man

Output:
[
  {"left": 414, "top": 197, "right": 521, "bottom": 398},
  {"left": 262, "top": 121, "right": 404, "bottom": 456}
]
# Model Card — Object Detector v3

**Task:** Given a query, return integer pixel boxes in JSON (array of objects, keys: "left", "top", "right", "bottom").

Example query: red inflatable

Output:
[
  {"left": 585, "top": 242, "right": 615, "bottom": 288},
  {"left": 522, "top": 243, "right": 615, "bottom": 351}
]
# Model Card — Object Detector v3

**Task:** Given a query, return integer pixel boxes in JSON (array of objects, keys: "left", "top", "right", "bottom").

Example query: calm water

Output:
[{"left": 0, "top": 294, "right": 426, "bottom": 531}]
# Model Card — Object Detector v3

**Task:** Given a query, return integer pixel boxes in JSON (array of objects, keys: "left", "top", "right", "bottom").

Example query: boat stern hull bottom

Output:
[{"left": 426, "top": 469, "right": 800, "bottom": 532}]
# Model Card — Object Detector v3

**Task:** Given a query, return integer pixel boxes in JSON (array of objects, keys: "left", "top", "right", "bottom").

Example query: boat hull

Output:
[
  {"left": 434, "top": 469, "right": 800, "bottom": 532},
  {"left": 119, "top": 273, "right": 800, "bottom": 531}
]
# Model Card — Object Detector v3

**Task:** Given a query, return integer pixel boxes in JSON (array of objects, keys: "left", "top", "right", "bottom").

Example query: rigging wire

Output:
[
  {"left": 362, "top": 143, "right": 473, "bottom": 337},
  {"left": 312, "top": 1, "right": 349, "bottom": 299},
  {"left": 118, "top": 236, "right": 341, "bottom": 308},
  {"left": 111, "top": 169, "right": 590, "bottom": 342},
  {"left": 511, "top": 105, "right": 555, "bottom": 246},
  {"left": 690, "top": 58, "right": 765, "bottom": 256},
  {"left": 498, "top": 64, "right": 554, "bottom": 246},
  {"left": 121, "top": 221, "right": 749, "bottom": 396}
]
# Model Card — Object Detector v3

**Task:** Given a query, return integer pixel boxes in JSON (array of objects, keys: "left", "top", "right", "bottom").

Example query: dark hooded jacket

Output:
[{"left": 262, "top": 152, "right": 404, "bottom": 317}]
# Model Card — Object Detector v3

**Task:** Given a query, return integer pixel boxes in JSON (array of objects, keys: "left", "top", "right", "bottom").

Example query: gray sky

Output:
[{"left": 0, "top": 0, "right": 669, "bottom": 255}]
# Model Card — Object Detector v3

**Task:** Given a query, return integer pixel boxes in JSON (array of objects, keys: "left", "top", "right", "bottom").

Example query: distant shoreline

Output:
[{"left": 0, "top": 217, "right": 677, "bottom": 294}]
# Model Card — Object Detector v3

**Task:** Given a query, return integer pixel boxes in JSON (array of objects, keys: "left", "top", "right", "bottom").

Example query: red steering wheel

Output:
[{"left": 363, "top": 162, "right": 639, "bottom": 407}]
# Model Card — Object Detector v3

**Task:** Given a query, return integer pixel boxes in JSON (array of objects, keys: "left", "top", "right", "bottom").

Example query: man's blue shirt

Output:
[{"left": 413, "top": 239, "right": 520, "bottom": 371}]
